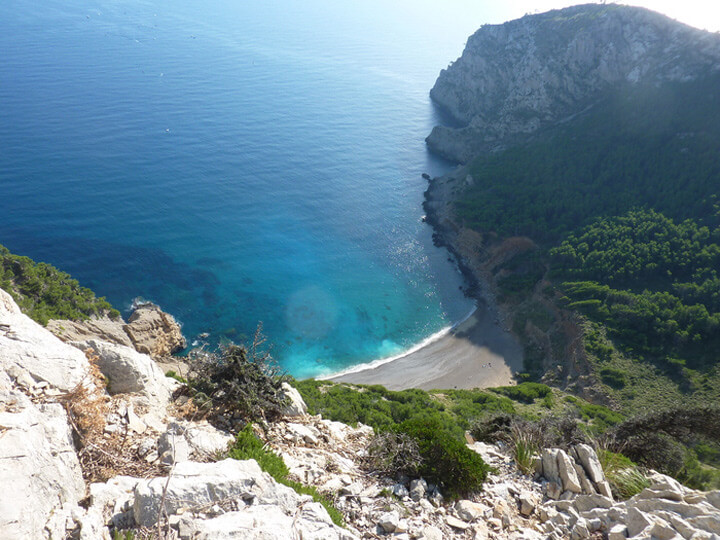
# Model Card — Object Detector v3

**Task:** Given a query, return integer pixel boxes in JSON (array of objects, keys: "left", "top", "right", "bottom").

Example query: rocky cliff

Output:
[
  {"left": 3, "top": 277, "right": 720, "bottom": 538},
  {"left": 427, "top": 3, "right": 720, "bottom": 163}
]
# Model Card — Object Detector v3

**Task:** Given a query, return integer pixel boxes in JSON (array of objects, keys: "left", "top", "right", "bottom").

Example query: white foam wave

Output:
[{"left": 317, "top": 305, "right": 477, "bottom": 380}]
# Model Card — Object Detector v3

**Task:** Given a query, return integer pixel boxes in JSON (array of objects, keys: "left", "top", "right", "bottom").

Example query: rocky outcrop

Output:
[
  {"left": 71, "top": 339, "right": 176, "bottom": 401},
  {"left": 0, "top": 289, "right": 89, "bottom": 538},
  {"left": 47, "top": 315, "right": 133, "bottom": 348},
  {"left": 48, "top": 302, "right": 186, "bottom": 360},
  {"left": 427, "top": 4, "right": 720, "bottom": 162},
  {"left": 123, "top": 303, "right": 186, "bottom": 358}
]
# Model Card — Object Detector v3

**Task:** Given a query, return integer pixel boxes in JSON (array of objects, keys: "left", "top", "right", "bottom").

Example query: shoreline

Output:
[
  {"left": 326, "top": 168, "right": 524, "bottom": 391},
  {"left": 325, "top": 296, "right": 523, "bottom": 390}
]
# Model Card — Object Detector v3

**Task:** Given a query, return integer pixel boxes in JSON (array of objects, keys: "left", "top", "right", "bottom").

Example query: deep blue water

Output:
[{"left": 0, "top": 0, "right": 494, "bottom": 378}]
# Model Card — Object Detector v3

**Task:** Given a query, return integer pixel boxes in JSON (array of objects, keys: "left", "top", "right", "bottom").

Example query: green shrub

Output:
[
  {"left": 493, "top": 383, "right": 552, "bottom": 404},
  {"left": 600, "top": 367, "right": 627, "bottom": 389},
  {"left": 229, "top": 424, "right": 344, "bottom": 526},
  {"left": 0, "top": 244, "right": 119, "bottom": 325},
  {"left": 509, "top": 424, "right": 540, "bottom": 475},
  {"left": 399, "top": 417, "right": 490, "bottom": 497}
]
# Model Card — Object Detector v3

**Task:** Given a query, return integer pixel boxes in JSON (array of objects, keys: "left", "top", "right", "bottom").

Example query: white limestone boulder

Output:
[
  {"left": 0, "top": 288, "right": 90, "bottom": 392},
  {"left": 72, "top": 339, "right": 176, "bottom": 400}
]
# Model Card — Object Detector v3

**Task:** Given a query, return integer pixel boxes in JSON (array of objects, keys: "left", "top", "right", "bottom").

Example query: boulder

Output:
[
  {"left": 133, "top": 459, "right": 301, "bottom": 526},
  {"left": 573, "top": 494, "right": 614, "bottom": 512},
  {"left": 191, "top": 502, "right": 356, "bottom": 540},
  {"left": 410, "top": 478, "right": 428, "bottom": 502},
  {"left": 626, "top": 507, "right": 652, "bottom": 537},
  {"left": 378, "top": 510, "right": 400, "bottom": 533},
  {"left": 456, "top": 499, "right": 485, "bottom": 522},
  {"left": 573, "top": 444, "right": 606, "bottom": 485},
  {"left": 519, "top": 492, "right": 536, "bottom": 517},
  {"left": 542, "top": 448, "right": 561, "bottom": 484},
  {"left": 608, "top": 523, "right": 628, "bottom": 540},
  {"left": 123, "top": 303, "right": 186, "bottom": 358},
  {"left": 557, "top": 449, "right": 582, "bottom": 493},
  {"left": 280, "top": 382, "right": 307, "bottom": 417},
  {"left": 72, "top": 339, "right": 175, "bottom": 401},
  {"left": 0, "top": 289, "right": 90, "bottom": 392}
]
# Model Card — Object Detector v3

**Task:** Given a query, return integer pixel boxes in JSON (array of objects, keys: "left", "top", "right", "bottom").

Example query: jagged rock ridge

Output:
[{"left": 427, "top": 3, "right": 720, "bottom": 163}]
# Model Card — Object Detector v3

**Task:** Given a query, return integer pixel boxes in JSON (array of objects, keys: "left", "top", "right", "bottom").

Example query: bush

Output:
[
  {"left": 188, "top": 329, "right": 288, "bottom": 424},
  {"left": 596, "top": 449, "right": 649, "bottom": 500},
  {"left": 399, "top": 417, "right": 490, "bottom": 497},
  {"left": 493, "top": 383, "right": 552, "bottom": 403}
]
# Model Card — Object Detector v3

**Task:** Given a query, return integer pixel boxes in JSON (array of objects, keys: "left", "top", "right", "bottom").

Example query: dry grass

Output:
[{"left": 60, "top": 349, "right": 162, "bottom": 482}]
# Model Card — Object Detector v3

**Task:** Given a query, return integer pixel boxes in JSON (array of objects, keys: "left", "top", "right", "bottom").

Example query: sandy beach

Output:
[{"left": 325, "top": 301, "right": 523, "bottom": 391}]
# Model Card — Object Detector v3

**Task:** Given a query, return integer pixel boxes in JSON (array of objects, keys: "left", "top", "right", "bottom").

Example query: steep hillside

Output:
[
  {"left": 427, "top": 3, "right": 720, "bottom": 163},
  {"left": 423, "top": 3, "right": 720, "bottom": 472}
]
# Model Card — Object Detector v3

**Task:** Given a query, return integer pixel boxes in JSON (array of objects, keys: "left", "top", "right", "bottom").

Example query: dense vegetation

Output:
[
  {"left": 441, "top": 73, "right": 720, "bottom": 488},
  {"left": 455, "top": 75, "right": 720, "bottom": 242},
  {"left": 0, "top": 243, "right": 119, "bottom": 324},
  {"left": 551, "top": 209, "right": 720, "bottom": 369},
  {"left": 292, "top": 380, "right": 625, "bottom": 495}
]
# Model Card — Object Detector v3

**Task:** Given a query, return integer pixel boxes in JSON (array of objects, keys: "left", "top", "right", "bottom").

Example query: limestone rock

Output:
[
  {"left": 280, "top": 381, "right": 307, "bottom": 417},
  {"left": 123, "top": 303, "right": 186, "bottom": 359},
  {"left": 72, "top": 339, "right": 175, "bottom": 400},
  {"left": 191, "top": 502, "right": 356, "bottom": 540},
  {"left": 410, "top": 478, "right": 428, "bottom": 502},
  {"left": 0, "top": 288, "right": 90, "bottom": 392},
  {"left": 573, "top": 444, "right": 606, "bottom": 485},
  {"left": 557, "top": 449, "right": 582, "bottom": 493},
  {"left": 456, "top": 499, "right": 485, "bottom": 522},
  {"left": 0, "top": 374, "right": 85, "bottom": 539},
  {"left": 134, "top": 459, "right": 275, "bottom": 526},
  {"left": 47, "top": 315, "right": 133, "bottom": 348},
  {"left": 542, "top": 448, "right": 561, "bottom": 484},
  {"left": 608, "top": 523, "right": 628, "bottom": 540},
  {"left": 378, "top": 510, "right": 400, "bottom": 533},
  {"left": 427, "top": 4, "right": 720, "bottom": 163}
]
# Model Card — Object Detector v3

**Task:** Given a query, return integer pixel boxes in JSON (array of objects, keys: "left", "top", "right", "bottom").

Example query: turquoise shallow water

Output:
[{"left": 0, "top": 0, "right": 492, "bottom": 377}]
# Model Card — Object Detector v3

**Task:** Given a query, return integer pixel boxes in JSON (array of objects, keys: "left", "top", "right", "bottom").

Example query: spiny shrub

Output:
[
  {"left": 188, "top": 327, "right": 288, "bottom": 424},
  {"left": 363, "top": 431, "right": 422, "bottom": 478}
]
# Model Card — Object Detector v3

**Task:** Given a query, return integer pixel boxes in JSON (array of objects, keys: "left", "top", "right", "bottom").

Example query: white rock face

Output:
[
  {"left": 0, "top": 371, "right": 85, "bottom": 539},
  {"left": 0, "top": 288, "right": 90, "bottom": 392},
  {"left": 427, "top": 4, "right": 720, "bottom": 162},
  {"left": 72, "top": 339, "right": 175, "bottom": 400},
  {"left": 132, "top": 459, "right": 356, "bottom": 539},
  {"left": 280, "top": 381, "right": 308, "bottom": 417}
]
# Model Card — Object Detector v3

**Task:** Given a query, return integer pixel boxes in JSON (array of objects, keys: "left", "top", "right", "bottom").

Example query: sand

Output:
[{"left": 324, "top": 301, "right": 523, "bottom": 391}]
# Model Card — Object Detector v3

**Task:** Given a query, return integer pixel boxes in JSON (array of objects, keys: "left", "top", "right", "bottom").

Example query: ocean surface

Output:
[{"left": 0, "top": 0, "right": 495, "bottom": 378}]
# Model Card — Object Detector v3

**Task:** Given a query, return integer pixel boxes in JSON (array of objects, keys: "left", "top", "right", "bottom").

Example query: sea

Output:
[{"left": 0, "top": 0, "right": 500, "bottom": 378}]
